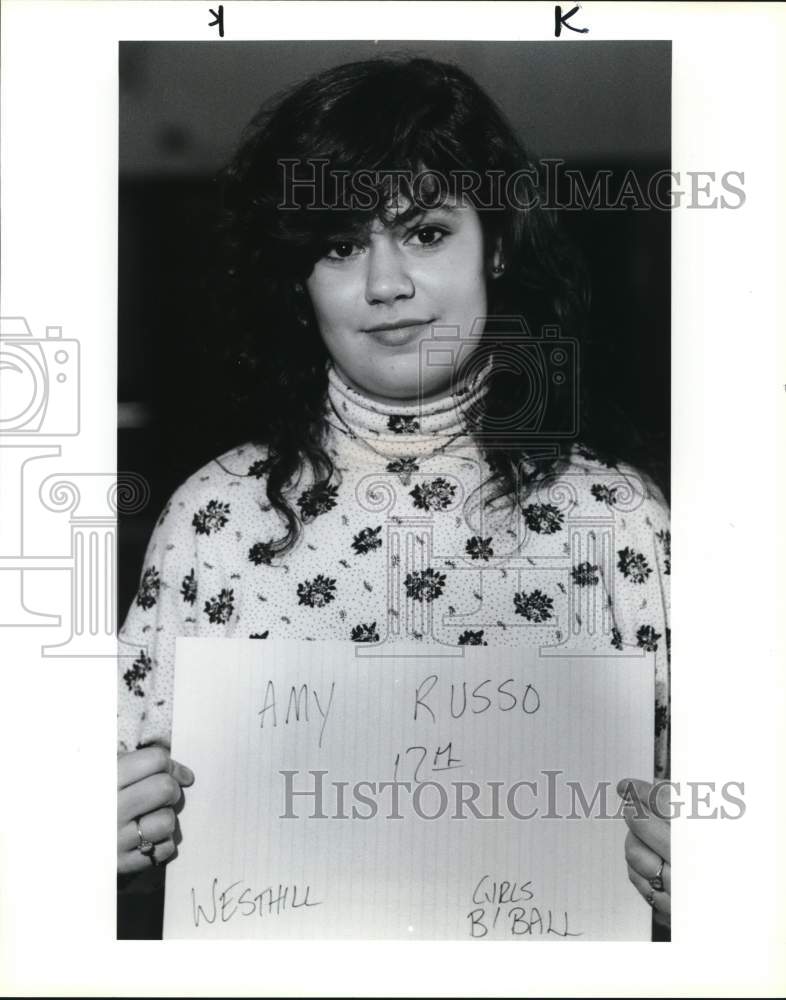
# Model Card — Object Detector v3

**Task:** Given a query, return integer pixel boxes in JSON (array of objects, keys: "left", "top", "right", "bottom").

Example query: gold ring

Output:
[
  {"left": 136, "top": 819, "right": 155, "bottom": 857},
  {"left": 648, "top": 857, "right": 665, "bottom": 892}
]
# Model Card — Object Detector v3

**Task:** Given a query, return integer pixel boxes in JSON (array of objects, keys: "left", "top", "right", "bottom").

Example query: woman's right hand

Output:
[{"left": 117, "top": 746, "right": 194, "bottom": 876}]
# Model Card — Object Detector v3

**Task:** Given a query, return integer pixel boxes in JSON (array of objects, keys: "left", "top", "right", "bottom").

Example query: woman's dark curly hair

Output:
[{"left": 215, "top": 56, "right": 656, "bottom": 556}]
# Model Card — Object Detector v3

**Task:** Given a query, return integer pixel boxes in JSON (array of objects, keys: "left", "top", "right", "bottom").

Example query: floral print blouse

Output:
[{"left": 119, "top": 364, "right": 671, "bottom": 777}]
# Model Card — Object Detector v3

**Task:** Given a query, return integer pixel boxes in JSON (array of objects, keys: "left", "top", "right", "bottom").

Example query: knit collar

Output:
[{"left": 324, "top": 360, "right": 489, "bottom": 461}]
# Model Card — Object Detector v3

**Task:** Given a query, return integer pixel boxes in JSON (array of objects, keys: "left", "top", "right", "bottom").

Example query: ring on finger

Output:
[
  {"left": 648, "top": 857, "right": 666, "bottom": 892},
  {"left": 136, "top": 818, "right": 156, "bottom": 857},
  {"left": 645, "top": 889, "right": 656, "bottom": 907}
]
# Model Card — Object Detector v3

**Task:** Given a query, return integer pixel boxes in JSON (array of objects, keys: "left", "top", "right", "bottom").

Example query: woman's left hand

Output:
[{"left": 618, "top": 778, "right": 671, "bottom": 927}]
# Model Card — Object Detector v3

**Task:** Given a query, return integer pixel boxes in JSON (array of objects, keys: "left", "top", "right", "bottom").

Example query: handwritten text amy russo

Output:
[{"left": 256, "top": 673, "right": 542, "bottom": 750}]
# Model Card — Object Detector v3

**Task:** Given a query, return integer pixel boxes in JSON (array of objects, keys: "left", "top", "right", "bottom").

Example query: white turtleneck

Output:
[{"left": 118, "top": 364, "right": 671, "bottom": 776}]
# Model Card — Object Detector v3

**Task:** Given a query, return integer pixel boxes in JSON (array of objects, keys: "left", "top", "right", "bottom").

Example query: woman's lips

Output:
[{"left": 364, "top": 320, "right": 435, "bottom": 346}]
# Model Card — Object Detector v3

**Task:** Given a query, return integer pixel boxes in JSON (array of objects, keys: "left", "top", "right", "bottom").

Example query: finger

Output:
[
  {"left": 118, "top": 807, "right": 177, "bottom": 854},
  {"left": 622, "top": 804, "right": 671, "bottom": 864},
  {"left": 617, "top": 777, "right": 654, "bottom": 801},
  {"left": 118, "top": 747, "right": 194, "bottom": 791},
  {"left": 118, "top": 837, "right": 177, "bottom": 877},
  {"left": 617, "top": 777, "right": 660, "bottom": 815},
  {"left": 617, "top": 777, "right": 671, "bottom": 862},
  {"left": 624, "top": 829, "right": 672, "bottom": 895},
  {"left": 628, "top": 864, "right": 671, "bottom": 918},
  {"left": 118, "top": 769, "right": 184, "bottom": 827},
  {"left": 170, "top": 758, "right": 195, "bottom": 788},
  {"left": 617, "top": 777, "right": 673, "bottom": 820},
  {"left": 117, "top": 746, "right": 171, "bottom": 789}
]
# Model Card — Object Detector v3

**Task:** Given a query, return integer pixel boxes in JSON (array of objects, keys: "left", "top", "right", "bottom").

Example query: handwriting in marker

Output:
[
  {"left": 191, "top": 878, "right": 321, "bottom": 927},
  {"left": 208, "top": 4, "right": 224, "bottom": 37},
  {"left": 554, "top": 4, "right": 589, "bottom": 37},
  {"left": 258, "top": 679, "right": 336, "bottom": 748},
  {"left": 467, "top": 876, "right": 582, "bottom": 938},
  {"left": 413, "top": 673, "right": 541, "bottom": 723}
]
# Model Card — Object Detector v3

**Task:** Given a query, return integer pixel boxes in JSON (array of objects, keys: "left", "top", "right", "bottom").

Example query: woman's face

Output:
[{"left": 305, "top": 199, "right": 488, "bottom": 403}]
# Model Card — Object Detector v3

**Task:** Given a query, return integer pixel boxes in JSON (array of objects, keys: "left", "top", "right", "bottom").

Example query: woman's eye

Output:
[
  {"left": 409, "top": 225, "right": 447, "bottom": 247},
  {"left": 325, "top": 241, "right": 361, "bottom": 260}
]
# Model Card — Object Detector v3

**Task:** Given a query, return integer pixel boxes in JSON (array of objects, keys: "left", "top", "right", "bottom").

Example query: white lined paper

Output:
[{"left": 164, "top": 638, "right": 654, "bottom": 940}]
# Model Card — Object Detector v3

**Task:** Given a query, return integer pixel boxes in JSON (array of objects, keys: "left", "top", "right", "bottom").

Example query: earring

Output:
[
  {"left": 293, "top": 282, "right": 309, "bottom": 327},
  {"left": 492, "top": 263, "right": 505, "bottom": 275}
]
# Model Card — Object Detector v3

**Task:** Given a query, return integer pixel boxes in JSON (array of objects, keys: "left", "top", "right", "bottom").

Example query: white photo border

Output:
[{"left": 1, "top": 1, "right": 784, "bottom": 996}]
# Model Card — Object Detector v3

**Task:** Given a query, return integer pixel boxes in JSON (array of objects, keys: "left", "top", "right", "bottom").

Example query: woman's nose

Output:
[{"left": 364, "top": 240, "right": 415, "bottom": 305}]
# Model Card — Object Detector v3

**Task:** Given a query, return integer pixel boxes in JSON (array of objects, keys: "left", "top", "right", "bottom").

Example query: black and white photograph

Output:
[
  {"left": 117, "top": 39, "right": 672, "bottom": 942},
  {"left": 1, "top": 1, "right": 784, "bottom": 995}
]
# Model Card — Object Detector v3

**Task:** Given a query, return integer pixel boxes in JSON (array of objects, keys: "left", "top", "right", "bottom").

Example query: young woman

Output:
[{"left": 117, "top": 57, "right": 671, "bottom": 930}]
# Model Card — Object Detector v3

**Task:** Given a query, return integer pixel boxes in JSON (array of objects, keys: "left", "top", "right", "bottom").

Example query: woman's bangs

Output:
[{"left": 280, "top": 158, "right": 471, "bottom": 256}]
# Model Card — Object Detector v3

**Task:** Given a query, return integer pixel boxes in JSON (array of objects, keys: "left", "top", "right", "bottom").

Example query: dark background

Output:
[
  {"left": 117, "top": 38, "right": 671, "bottom": 941},
  {"left": 118, "top": 39, "right": 671, "bottom": 623}
]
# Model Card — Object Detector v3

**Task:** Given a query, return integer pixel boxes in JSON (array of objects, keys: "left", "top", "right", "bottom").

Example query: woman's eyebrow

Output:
[
  {"left": 396, "top": 204, "right": 461, "bottom": 226},
  {"left": 416, "top": 202, "right": 461, "bottom": 215},
  {"left": 322, "top": 221, "right": 372, "bottom": 242},
  {"left": 324, "top": 203, "right": 462, "bottom": 242}
]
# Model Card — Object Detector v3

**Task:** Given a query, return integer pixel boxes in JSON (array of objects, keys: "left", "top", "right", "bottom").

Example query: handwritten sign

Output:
[{"left": 163, "top": 639, "right": 653, "bottom": 940}]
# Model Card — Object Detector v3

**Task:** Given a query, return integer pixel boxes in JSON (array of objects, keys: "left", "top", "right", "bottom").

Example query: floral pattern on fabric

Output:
[
  {"left": 410, "top": 477, "right": 456, "bottom": 512},
  {"left": 297, "top": 483, "right": 339, "bottom": 522},
  {"left": 351, "top": 622, "right": 380, "bottom": 643},
  {"left": 192, "top": 500, "right": 230, "bottom": 536},
  {"left": 522, "top": 503, "right": 564, "bottom": 534},
  {"left": 388, "top": 415, "right": 419, "bottom": 434},
  {"left": 617, "top": 547, "right": 652, "bottom": 584},
  {"left": 204, "top": 588, "right": 235, "bottom": 625},
  {"left": 123, "top": 651, "right": 152, "bottom": 698},
  {"left": 248, "top": 541, "right": 275, "bottom": 566},
  {"left": 136, "top": 566, "right": 160, "bottom": 609},
  {"left": 465, "top": 536, "right": 494, "bottom": 561},
  {"left": 636, "top": 624, "right": 661, "bottom": 652},
  {"left": 513, "top": 588, "right": 555, "bottom": 622},
  {"left": 571, "top": 562, "right": 599, "bottom": 587},
  {"left": 591, "top": 483, "right": 619, "bottom": 508},
  {"left": 405, "top": 568, "right": 447, "bottom": 603},
  {"left": 247, "top": 457, "right": 272, "bottom": 479},
  {"left": 458, "top": 629, "right": 488, "bottom": 646},
  {"left": 297, "top": 574, "right": 337, "bottom": 608},
  {"left": 180, "top": 568, "right": 197, "bottom": 605},
  {"left": 387, "top": 457, "right": 419, "bottom": 483},
  {"left": 656, "top": 529, "right": 671, "bottom": 575},
  {"left": 352, "top": 526, "right": 382, "bottom": 555}
]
